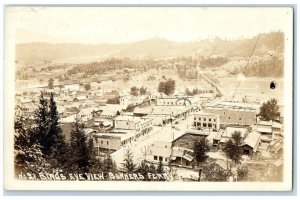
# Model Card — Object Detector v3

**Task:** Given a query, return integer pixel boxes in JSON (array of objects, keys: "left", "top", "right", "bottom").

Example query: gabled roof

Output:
[
  {"left": 242, "top": 131, "right": 261, "bottom": 152},
  {"left": 80, "top": 107, "right": 98, "bottom": 115},
  {"left": 99, "top": 104, "right": 126, "bottom": 116}
]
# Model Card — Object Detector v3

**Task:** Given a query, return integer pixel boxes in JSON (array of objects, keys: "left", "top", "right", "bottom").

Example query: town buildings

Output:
[
  {"left": 191, "top": 112, "right": 220, "bottom": 130},
  {"left": 204, "top": 106, "right": 257, "bottom": 127}
]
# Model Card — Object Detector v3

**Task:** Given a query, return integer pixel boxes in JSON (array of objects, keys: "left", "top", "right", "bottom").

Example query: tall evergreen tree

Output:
[
  {"left": 137, "top": 160, "right": 150, "bottom": 181},
  {"left": 33, "top": 92, "right": 50, "bottom": 155},
  {"left": 102, "top": 153, "right": 117, "bottom": 174},
  {"left": 48, "top": 93, "right": 68, "bottom": 168},
  {"left": 121, "top": 149, "right": 136, "bottom": 173},
  {"left": 69, "top": 118, "right": 90, "bottom": 173},
  {"left": 87, "top": 137, "right": 103, "bottom": 173},
  {"left": 14, "top": 115, "right": 52, "bottom": 175}
]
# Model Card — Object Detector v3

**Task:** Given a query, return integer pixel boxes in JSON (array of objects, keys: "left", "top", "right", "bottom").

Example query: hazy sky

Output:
[{"left": 6, "top": 7, "right": 292, "bottom": 44}]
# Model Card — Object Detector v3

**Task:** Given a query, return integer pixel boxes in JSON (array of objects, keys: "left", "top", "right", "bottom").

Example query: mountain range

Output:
[{"left": 16, "top": 32, "right": 284, "bottom": 64}]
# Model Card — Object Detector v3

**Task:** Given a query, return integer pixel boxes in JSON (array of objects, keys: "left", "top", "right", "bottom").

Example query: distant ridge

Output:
[{"left": 16, "top": 32, "right": 284, "bottom": 64}]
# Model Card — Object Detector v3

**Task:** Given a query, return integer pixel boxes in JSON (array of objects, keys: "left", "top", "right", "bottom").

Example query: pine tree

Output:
[
  {"left": 14, "top": 115, "right": 52, "bottom": 176},
  {"left": 137, "top": 160, "right": 150, "bottom": 181},
  {"left": 87, "top": 137, "right": 102, "bottom": 173},
  {"left": 69, "top": 118, "right": 90, "bottom": 173},
  {"left": 48, "top": 93, "right": 68, "bottom": 168},
  {"left": 102, "top": 153, "right": 117, "bottom": 174},
  {"left": 121, "top": 149, "right": 136, "bottom": 173},
  {"left": 33, "top": 92, "right": 50, "bottom": 155}
]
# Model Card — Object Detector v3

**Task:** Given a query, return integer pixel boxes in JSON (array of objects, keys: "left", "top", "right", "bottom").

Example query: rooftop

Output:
[
  {"left": 205, "top": 106, "right": 257, "bottom": 112},
  {"left": 146, "top": 145, "right": 172, "bottom": 158},
  {"left": 114, "top": 115, "right": 151, "bottom": 124},
  {"left": 94, "top": 129, "right": 136, "bottom": 141},
  {"left": 173, "top": 132, "right": 208, "bottom": 150},
  {"left": 191, "top": 111, "right": 219, "bottom": 117},
  {"left": 242, "top": 131, "right": 261, "bottom": 152},
  {"left": 257, "top": 120, "right": 273, "bottom": 126}
]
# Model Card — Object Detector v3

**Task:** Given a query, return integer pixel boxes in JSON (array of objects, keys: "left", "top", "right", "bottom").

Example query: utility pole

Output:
[
  {"left": 198, "top": 168, "right": 202, "bottom": 181},
  {"left": 226, "top": 151, "right": 229, "bottom": 171},
  {"left": 172, "top": 131, "right": 174, "bottom": 141}
]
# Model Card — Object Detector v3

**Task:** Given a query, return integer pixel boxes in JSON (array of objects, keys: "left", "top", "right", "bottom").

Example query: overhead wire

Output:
[{"left": 231, "top": 34, "right": 261, "bottom": 101}]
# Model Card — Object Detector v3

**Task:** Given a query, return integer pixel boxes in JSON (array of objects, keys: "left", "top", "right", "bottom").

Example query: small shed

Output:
[{"left": 241, "top": 131, "right": 261, "bottom": 156}]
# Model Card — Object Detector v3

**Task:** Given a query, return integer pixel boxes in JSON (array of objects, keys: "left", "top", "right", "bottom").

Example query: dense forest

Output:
[{"left": 231, "top": 56, "right": 284, "bottom": 77}]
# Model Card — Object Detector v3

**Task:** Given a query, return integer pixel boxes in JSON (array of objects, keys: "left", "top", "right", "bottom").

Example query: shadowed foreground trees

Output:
[
  {"left": 69, "top": 118, "right": 91, "bottom": 173},
  {"left": 14, "top": 92, "right": 98, "bottom": 177},
  {"left": 14, "top": 116, "right": 52, "bottom": 175},
  {"left": 29, "top": 92, "right": 68, "bottom": 169},
  {"left": 121, "top": 149, "right": 137, "bottom": 173}
]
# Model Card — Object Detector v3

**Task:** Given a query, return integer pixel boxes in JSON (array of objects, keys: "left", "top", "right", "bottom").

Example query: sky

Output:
[{"left": 6, "top": 7, "right": 292, "bottom": 44}]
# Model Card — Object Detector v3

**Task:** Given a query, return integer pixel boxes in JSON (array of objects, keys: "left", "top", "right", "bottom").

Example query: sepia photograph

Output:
[{"left": 3, "top": 6, "right": 294, "bottom": 191}]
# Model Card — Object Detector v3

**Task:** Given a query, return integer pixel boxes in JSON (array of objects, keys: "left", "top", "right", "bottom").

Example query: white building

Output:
[
  {"left": 113, "top": 115, "right": 153, "bottom": 132},
  {"left": 192, "top": 112, "right": 220, "bottom": 130},
  {"left": 146, "top": 141, "right": 172, "bottom": 165}
]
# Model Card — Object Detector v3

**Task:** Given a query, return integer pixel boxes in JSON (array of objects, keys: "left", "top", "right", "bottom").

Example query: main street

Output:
[{"left": 111, "top": 117, "right": 190, "bottom": 169}]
